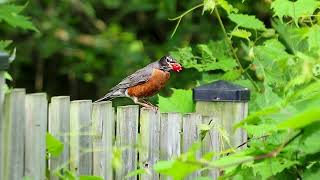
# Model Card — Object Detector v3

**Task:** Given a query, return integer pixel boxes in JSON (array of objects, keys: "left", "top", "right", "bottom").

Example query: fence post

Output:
[
  {"left": 48, "top": 96, "right": 70, "bottom": 179},
  {"left": 139, "top": 108, "right": 160, "bottom": 180},
  {"left": 0, "top": 52, "right": 9, "bottom": 179},
  {"left": 70, "top": 100, "right": 93, "bottom": 175},
  {"left": 182, "top": 113, "right": 202, "bottom": 179},
  {"left": 25, "top": 93, "right": 48, "bottom": 180},
  {"left": 92, "top": 101, "right": 114, "bottom": 180},
  {"left": 193, "top": 80, "right": 249, "bottom": 177},
  {"left": 115, "top": 105, "right": 139, "bottom": 180},
  {"left": 160, "top": 113, "right": 182, "bottom": 180},
  {"left": 2, "top": 89, "right": 26, "bottom": 180}
]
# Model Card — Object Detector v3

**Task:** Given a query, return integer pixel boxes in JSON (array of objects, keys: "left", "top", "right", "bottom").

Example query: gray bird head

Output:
[{"left": 159, "top": 55, "right": 182, "bottom": 72}]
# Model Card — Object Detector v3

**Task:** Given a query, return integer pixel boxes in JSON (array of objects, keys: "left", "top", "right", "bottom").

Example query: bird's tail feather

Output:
[{"left": 94, "top": 90, "right": 123, "bottom": 103}]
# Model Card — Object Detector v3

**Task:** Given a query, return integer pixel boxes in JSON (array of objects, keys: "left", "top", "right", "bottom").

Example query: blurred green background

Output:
[{"left": 2, "top": 0, "right": 271, "bottom": 103}]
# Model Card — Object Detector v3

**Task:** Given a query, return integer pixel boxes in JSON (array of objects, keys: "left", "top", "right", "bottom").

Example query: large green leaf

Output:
[
  {"left": 0, "top": 4, "right": 38, "bottom": 32},
  {"left": 271, "top": 0, "right": 320, "bottom": 25},
  {"left": 216, "top": 0, "right": 238, "bottom": 14},
  {"left": 46, "top": 133, "right": 64, "bottom": 157},
  {"left": 158, "top": 89, "right": 194, "bottom": 113},
  {"left": 277, "top": 107, "right": 320, "bottom": 129},
  {"left": 229, "top": 14, "right": 266, "bottom": 30},
  {"left": 251, "top": 158, "right": 297, "bottom": 179}
]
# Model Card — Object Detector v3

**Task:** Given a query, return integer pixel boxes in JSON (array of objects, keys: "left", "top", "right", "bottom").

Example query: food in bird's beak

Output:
[{"left": 171, "top": 63, "right": 183, "bottom": 72}]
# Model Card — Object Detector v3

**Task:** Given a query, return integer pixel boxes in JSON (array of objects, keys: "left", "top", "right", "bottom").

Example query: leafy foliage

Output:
[
  {"left": 158, "top": 88, "right": 194, "bottom": 113},
  {"left": 0, "top": 3, "right": 37, "bottom": 31},
  {"left": 153, "top": 0, "right": 320, "bottom": 179},
  {"left": 229, "top": 14, "right": 266, "bottom": 30},
  {"left": 46, "top": 133, "right": 64, "bottom": 157},
  {"left": 271, "top": 0, "right": 320, "bottom": 25}
]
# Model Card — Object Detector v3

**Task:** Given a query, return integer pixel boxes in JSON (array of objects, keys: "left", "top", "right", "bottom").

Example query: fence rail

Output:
[{"left": 0, "top": 85, "right": 248, "bottom": 180}]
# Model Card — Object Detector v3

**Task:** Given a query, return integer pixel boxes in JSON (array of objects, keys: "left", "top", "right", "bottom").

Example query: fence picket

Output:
[
  {"left": 25, "top": 93, "right": 48, "bottom": 180},
  {"left": 160, "top": 113, "right": 182, "bottom": 180},
  {"left": 201, "top": 115, "right": 219, "bottom": 178},
  {"left": 116, "top": 105, "right": 139, "bottom": 180},
  {"left": 48, "top": 96, "right": 71, "bottom": 179},
  {"left": 0, "top": 72, "right": 5, "bottom": 178},
  {"left": 182, "top": 113, "right": 202, "bottom": 179},
  {"left": 2, "top": 89, "right": 26, "bottom": 180},
  {"left": 139, "top": 108, "right": 160, "bottom": 180},
  {"left": 70, "top": 100, "right": 93, "bottom": 175},
  {"left": 92, "top": 101, "right": 114, "bottom": 180}
]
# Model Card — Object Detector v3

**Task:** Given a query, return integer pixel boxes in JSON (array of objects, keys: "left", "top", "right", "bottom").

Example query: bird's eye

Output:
[{"left": 166, "top": 57, "right": 171, "bottom": 63}]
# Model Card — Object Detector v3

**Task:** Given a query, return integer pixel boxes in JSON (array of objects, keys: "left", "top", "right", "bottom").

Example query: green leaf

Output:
[
  {"left": 300, "top": 123, "right": 320, "bottom": 155},
  {"left": 0, "top": 4, "right": 38, "bottom": 32},
  {"left": 170, "top": 47, "right": 198, "bottom": 70},
  {"left": 4, "top": 72, "right": 12, "bottom": 81},
  {"left": 221, "top": 70, "right": 241, "bottom": 81},
  {"left": 307, "top": 25, "right": 320, "bottom": 50},
  {"left": 154, "top": 143, "right": 202, "bottom": 179},
  {"left": 216, "top": 0, "right": 238, "bottom": 14},
  {"left": 158, "top": 89, "right": 194, "bottom": 113},
  {"left": 231, "top": 29, "right": 251, "bottom": 39},
  {"left": 203, "top": 0, "right": 216, "bottom": 14},
  {"left": 251, "top": 158, "right": 298, "bottom": 179},
  {"left": 271, "top": 0, "right": 320, "bottom": 25},
  {"left": 194, "top": 177, "right": 212, "bottom": 180},
  {"left": 125, "top": 168, "right": 147, "bottom": 178},
  {"left": 0, "top": 40, "right": 12, "bottom": 50},
  {"left": 79, "top": 175, "right": 104, "bottom": 180},
  {"left": 46, "top": 133, "right": 64, "bottom": 157},
  {"left": 277, "top": 107, "right": 320, "bottom": 129},
  {"left": 229, "top": 14, "right": 266, "bottom": 30}
]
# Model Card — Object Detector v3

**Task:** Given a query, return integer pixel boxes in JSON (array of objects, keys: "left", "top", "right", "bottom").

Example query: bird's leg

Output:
[
  {"left": 132, "top": 97, "right": 153, "bottom": 109},
  {"left": 141, "top": 99, "right": 156, "bottom": 107},
  {"left": 141, "top": 99, "right": 159, "bottom": 111},
  {"left": 132, "top": 97, "right": 158, "bottom": 111}
]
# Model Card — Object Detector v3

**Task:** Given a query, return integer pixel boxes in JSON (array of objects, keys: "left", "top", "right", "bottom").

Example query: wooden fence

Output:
[
  {"left": 0, "top": 89, "right": 248, "bottom": 180},
  {"left": 0, "top": 53, "right": 249, "bottom": 180}
]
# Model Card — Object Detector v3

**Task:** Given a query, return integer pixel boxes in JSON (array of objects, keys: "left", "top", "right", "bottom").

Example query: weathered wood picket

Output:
[{"left": 0, "top": 53, "right": 250, "bottom": 180}]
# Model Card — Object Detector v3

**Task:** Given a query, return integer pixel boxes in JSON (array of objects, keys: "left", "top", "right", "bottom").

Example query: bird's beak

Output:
[{"left": 170, "top": 62, "right": 183, "bottom": 72}]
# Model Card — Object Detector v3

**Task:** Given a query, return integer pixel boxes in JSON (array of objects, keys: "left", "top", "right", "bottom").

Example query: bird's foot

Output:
[{"left": 141, "top": 99, "right": 159, "bottom": 112}]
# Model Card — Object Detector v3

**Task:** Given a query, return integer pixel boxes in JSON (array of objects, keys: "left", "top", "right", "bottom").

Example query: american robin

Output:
[{"left": 94, "top": 55, "right": 182, "bottom": 109}]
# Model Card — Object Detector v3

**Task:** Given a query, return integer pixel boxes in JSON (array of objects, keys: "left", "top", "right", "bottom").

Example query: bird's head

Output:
[{"left": 159, "top": 55, "right": 183, "bottom": 72}]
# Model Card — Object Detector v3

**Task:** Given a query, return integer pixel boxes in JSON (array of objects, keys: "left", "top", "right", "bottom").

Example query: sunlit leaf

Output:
[
  {"left": 158, "top": 89, "right": 194, "bottom": 113},
  {"left": 46, "top": 133, "right": 64, "bottom": 157},
  {"left": 229, "top": 14, "right": 266, "bottom": 30}
]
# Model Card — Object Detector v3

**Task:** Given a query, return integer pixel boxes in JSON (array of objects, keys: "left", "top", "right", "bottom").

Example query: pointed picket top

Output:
[{"left": 193, "top": 80, "right": 250, "bottom": 102}]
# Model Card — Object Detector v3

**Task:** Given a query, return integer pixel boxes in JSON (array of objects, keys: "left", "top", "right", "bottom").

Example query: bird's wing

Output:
[{"left": 110, "top": 66, "right": 154, "bottom": 91}]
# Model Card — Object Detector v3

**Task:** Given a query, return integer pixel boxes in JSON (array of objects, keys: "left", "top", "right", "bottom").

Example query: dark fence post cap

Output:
[
  {"left": 193, "top": 80, "right": 250, "bottom": 102},
  {"left": 0, "top": 52, "right": 9, "bottom": 70}
]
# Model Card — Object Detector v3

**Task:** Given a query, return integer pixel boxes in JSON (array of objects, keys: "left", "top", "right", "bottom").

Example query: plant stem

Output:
[{"left": 214, "top": 8, "right": 260, "bottom": 92}]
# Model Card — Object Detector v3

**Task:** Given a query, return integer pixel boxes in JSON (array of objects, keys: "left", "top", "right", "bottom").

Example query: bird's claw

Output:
[{"left": 144, "top": 105, "right": 159, "bottom": 112}]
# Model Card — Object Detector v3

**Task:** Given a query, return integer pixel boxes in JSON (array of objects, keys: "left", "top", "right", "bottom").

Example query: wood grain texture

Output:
[
  {"left": 139, "top": 108, "right": 160, "bottom": 180},
  {"left": 160, "top": 113, "right": 182, "bottom": 180},
  {"left": 2, "top": 89, "right": 26, "bottom": 180},
  {"left": 0, "top": 72, "right": 4, "bottom": 178},
  {"left": 196, "top": 101, "right": 249, "bottom": 179},
  {"left": 196, "top": 101, "right": 248, "bottom": 148},
  {"left": 70, "top": 100, "right": 93, "bottom": 175},
  {"left": 48, "top": 96, "right": 70, "bottom": 179},
  {"left": 182, "top": 113, "right": 202, "bottom": 180},
  {"left": 116, "top": 105, "right": 139, "bottom": 180},
  {"left": 92, "top": 101, "right": 114, "bottom": 180},
  {"left": 25, "top": 93, "right": 48, "bottom": 180},
  {"left": 201, "top": 115, "right": 219, "bottom": 178}
]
